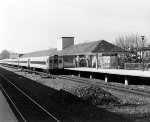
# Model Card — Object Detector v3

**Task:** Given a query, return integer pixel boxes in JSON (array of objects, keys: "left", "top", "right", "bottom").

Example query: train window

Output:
[
  {"left": 59, "top": 60, "right": 62, "bottom": 63},
  {"left": 54, "top": 59, "right": 58, "bottom": 63},
  {"left": 49, "top": 60, "right": 52, "bottom": 63},
  {"left": 19, "top": 61, "right": 27, "bottom": 63},
  {"left": 30, "top": 61, "right": 46, "bottom": 65}
]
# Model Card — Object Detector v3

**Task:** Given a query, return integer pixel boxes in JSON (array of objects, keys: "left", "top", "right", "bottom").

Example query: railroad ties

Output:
[
  {"left": 0, "top": 70, "right": 60, "bottom": 122},
  {"left": 0, "top": 65, "right": 133, "bottom": 122}
]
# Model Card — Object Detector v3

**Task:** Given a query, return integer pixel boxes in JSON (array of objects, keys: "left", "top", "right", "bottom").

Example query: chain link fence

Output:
[{"left": 125, "top": 63, "right": 150, "bottom": 71}]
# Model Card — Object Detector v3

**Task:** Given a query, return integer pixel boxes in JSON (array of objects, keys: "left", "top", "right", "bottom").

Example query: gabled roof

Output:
[
  {"left": 21, "top": 40, "right": 127, "bottom": 58},
  {"left": 21, "top": 48, "right": 57, "bottom": 58},
  {"left": 57, "top": 40, "right": 127, "bottom": 56},
  {"left": 92, "top": 40, "right": 126, "bottom": 53},
  {"left": 56, "top": 40, "right": 100, "bottom": 55}
]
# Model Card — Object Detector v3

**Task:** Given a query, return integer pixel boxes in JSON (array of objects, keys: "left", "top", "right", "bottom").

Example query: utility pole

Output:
[{"left": 141, "top": 35, "right": 145, "bottom": 71}]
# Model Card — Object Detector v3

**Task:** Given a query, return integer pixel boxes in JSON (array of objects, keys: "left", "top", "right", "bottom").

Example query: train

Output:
[{"left": 0, "top": 55, "right": 66, "bottom": 73}]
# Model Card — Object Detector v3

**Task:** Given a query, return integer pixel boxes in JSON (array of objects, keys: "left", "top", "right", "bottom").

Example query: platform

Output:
[
  {"left": 0, "top": 89, "right": 17, "bottom": 122},
  {"left": 65, "top": 67, "right": 150, "bottom": 78},
  {"left": 65, "top": 67, "right": 150, "bottom": 85}
]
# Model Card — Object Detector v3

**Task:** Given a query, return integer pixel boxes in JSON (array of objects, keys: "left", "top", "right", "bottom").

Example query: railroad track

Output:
[
  {"left": 0, "top": 73, "right": 60, "bottom": 122},
  {"left": 2, "top": 65, "right": 150, "bottom": 98},
  {"left": 23, "top": 69, "right": 150, "bottom": 98},
  {"left": 59, "top": 75, "right": 150, "bottom": 97}
]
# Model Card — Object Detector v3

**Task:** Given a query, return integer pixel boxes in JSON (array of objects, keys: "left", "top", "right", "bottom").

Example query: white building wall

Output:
[
  {"left": 57, "top": 37, "right": 74, "bottom": 51},
  {"left": 57, "top": 38, "right": 63, "bottom": 51}
]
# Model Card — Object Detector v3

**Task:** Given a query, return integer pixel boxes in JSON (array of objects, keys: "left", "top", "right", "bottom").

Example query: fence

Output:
[{"left": 125, "top": 63, "right": 150, "bottom": 71}]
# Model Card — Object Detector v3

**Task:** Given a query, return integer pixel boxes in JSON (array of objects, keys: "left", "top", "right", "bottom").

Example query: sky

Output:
[{"left": 0, "top": 0, "right": 150, "bottom": 54}]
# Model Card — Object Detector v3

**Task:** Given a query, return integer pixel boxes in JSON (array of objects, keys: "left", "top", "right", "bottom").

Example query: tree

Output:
[
  {"left": 115, "top": 33, "right": 148, "bottom": 52},
  {"left": 0, "top": 50, "right": 11, "bottom": 59},
  {"left": 115, "top": 33, "right": 149, "bottom": 68}
]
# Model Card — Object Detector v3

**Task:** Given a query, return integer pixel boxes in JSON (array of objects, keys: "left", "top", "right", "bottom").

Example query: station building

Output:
[
  {"left": 56, "top": 37, "right": 127, "bottom": 69},
  {"left": 21, "top": 37, "right": 127, "bottom": 69}
]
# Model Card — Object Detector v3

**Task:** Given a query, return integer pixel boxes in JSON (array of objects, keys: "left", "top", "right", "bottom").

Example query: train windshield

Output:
[
  {"left": 49, "top": 60, "right": 52, "bottom": 63},
  {"left": 54, "top": 59, "right": 58, "bottom": 64}
]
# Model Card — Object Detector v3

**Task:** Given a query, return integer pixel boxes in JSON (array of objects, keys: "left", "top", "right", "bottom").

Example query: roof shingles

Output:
[
  {"left": 58, "top": 40, "right": 127, "bottom": 55},
  {"left": 21, "top": 48, "right": 57, "bottom": 58},
  {"left": 92, "top": 40, "right": 126, "bottom": 53},
  {"left": 21, "top": 40, "right": 127, "bottom": 58},
  {"left": 57, "top": 40, "right": 100, "bottom": 55}
]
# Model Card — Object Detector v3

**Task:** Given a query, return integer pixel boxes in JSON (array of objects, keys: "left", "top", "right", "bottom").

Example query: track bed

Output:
[{"left": 0, "top": 67, "right": 131, "bottom": 122}]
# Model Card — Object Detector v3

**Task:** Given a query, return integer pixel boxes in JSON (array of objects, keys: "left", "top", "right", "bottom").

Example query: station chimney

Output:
[{"left": 57, "top": 37, "right": 74, "bottom": 51}]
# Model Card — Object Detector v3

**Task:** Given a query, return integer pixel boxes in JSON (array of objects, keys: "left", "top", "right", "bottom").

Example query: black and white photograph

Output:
[{"left": 0, "top": 0, "right": 150, "bottom": 121}]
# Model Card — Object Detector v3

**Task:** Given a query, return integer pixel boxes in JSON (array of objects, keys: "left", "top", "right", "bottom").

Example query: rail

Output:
[
  {"left": 2, "top": 65, "right": 150, "bottom": 98},
  {"left": 0, "top": 73, "right": 60, "bottom": 122},
  {"left": 22, "top": 69, "right": 150, "bottom": 98}
]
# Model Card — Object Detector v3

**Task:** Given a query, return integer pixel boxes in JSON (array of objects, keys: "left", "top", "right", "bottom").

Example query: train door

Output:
[
  {"left": 49, "top": 58, "right": 53, "bottom": 69},
  {"left": 53, "top": 55, "right": 58, "bottom": 69},
  {"left": 53, "top": 59, "right": 58, "bottom": 69},
  {"left": 58, "top": 57, "right": 63, "bottom": 69}
]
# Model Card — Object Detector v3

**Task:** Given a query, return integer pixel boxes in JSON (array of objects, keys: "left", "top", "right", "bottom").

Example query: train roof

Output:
[
  {"left": 20, "top": 40, "right": 127, "bottom": 58},
  {"left": 57, "top": 40, "right": 127, "bottom": 55},
  {"left": 21, "top": 48, "right": 57, "bottom": 58}
]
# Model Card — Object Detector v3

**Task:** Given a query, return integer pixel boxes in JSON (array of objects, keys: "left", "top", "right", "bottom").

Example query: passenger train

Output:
[
  {"left": 0, "top": 37, "right": 77, "bottom": 72},
  {"left": 0, "top": 55, "right": 65, "bottom": 73}
]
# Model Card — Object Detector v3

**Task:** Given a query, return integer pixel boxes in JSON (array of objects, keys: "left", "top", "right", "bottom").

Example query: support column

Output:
[
  {"left": 90, "top": 73, "right": 92, "bottom": 79},
  {"left": 125, "top": 76, "right": 128, "bottom": 85},
  {"left": 96, "top": 54, "right": 98, "bottom": 69},
  {"left": 89, "top": 55, "right": 92, "bottom": 68},
  {"left": 116, "top": 54, "right": 119, "bottom": 69},
  {"left": 105, "top": 75, "right": 108, "bottom": 83},
  {"left": 78, "top": 72, "right": 80, "bottom": 77},
  {"left": 77, "top": 55, "right": 80, "bottom": 67}
]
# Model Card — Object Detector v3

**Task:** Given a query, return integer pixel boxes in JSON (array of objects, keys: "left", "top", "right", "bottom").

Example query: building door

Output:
[{"left": 80, "top": 58, "right": 88, "bottom": 67}]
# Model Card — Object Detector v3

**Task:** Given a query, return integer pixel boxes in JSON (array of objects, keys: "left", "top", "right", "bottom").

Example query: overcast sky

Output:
[{"left": 0, "top": 0, "right": 150, "bottom": 53}]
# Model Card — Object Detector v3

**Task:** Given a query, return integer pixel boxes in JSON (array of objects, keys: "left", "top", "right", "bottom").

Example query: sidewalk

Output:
[{"left": 0, "top": 89, "right": 17, "bottom": 122}]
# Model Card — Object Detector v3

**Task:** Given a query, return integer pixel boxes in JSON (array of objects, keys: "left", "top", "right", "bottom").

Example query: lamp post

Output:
[{"left": 141, "top": 35, "right": 145, "bottom": 71}]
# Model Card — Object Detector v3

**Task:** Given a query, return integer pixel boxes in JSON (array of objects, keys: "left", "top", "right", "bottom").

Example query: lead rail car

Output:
[{"left": 0, "top": 55, "right": 65, "bottom": 72}]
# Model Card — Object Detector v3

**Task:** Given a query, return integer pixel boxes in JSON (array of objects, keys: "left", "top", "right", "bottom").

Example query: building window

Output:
[{"left": 146, "top": 52, "right": 148, "bottom": 57}]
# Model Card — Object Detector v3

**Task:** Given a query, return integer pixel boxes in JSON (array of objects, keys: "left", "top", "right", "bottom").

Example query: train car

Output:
[
  {"left": 7, "top": 59, "right": 12, "bottom": 65},
  {"left": 57, "top": 56, "right": 63, "bottom": 69},
  {"left": 1, "top": 59, "right": 10, "bottom": 66},
  {"left": 19, "top": 57, "right": 30, "bottom": 68},
  {"left": 30, "top": 56, "right": 49, "bottom": 71},
  {"left": 11, "top": 58, "right": 19, "bottom": 66},
  {"left": 29, "top": 55, "right": 63, "bottom": 72},
  {"left": 3, "top": 59, "right": 8, "bottom": 65},
  {"left": 0, "top": 60, "right": 3, "bottom": 64},
  {"left": 49, "top": 55, "right": 63, "bottom": 69}
]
